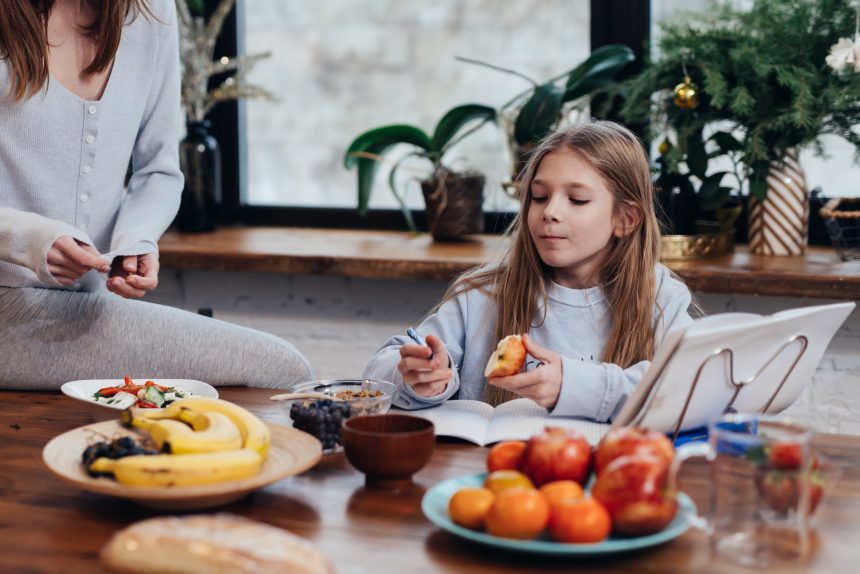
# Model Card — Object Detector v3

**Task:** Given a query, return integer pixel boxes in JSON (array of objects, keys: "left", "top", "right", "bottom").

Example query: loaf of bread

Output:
[{"left": 101, "top": 514, "right": 333, "bottom": 574}]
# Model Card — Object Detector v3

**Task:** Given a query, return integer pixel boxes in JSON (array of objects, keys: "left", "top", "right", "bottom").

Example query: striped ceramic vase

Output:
[{"left": 748, "top": 150, "right": 809, "bottom": 255}]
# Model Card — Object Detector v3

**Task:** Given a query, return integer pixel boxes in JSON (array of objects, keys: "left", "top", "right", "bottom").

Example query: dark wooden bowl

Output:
[{"left": 341, "top": 414, "right": 435, "bottom": 489}]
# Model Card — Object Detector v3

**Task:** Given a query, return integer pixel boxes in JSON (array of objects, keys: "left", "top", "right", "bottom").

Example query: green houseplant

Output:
[
  {"left": 344, "top": 46, "right": 634, "bottom": 239},
  {"left": 462, "top": 44, "right": 635, "bottom": 181},
  {"left": 344, "top": 104, "right": 496, "bottom": 239},
  {"left": 622, "top": 0, "right": 860, "bottom": 254}
]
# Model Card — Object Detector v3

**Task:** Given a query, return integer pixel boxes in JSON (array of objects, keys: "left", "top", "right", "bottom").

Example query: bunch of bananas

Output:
[{"left": 88, "top": 398, "right": 271, "bottom": 488}]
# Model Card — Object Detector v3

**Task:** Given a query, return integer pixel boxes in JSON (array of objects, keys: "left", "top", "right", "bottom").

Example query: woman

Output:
[{"left": 0, "top": 0, "right": 312, "bottom": 389}]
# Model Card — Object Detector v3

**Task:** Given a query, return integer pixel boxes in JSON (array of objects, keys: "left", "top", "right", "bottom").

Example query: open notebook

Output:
[
  {"left": 402, "top": 398, "right": 609, "bottom": 446},
  {"left": 399, "top": 302, "right": 854, "bottom": 444}
]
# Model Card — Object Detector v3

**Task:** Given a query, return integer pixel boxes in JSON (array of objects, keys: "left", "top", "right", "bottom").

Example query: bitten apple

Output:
[
  {"left": 591, "top": 453, "right": 678, "bottom": 536},
  {"left": 519, "top": 427, "right": 593, "bottom": 487},
  {"left": 594, "top": 426, "right": 675, "bottom": 476},
  {"left": 484, "top": 335, "right": 527, "bottom": 378}
]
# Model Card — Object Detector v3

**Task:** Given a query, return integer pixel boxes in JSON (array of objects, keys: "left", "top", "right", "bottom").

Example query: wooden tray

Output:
[{"left": 42, "top": 420, "right": 321, "bottom": 510}]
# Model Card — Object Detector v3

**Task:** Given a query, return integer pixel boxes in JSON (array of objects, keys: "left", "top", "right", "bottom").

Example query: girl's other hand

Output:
[
  {"left": 107, "top": 252, "right": 160, "bottom": 299},
  {"left": 47, "top": 236, "right": 110, "bottom": 285},
  {"left": 488, "top": 334, "right": 562, "bottom": 409},
  {"left": 397, "top": 333, "right": 452, "bottom": 397}
]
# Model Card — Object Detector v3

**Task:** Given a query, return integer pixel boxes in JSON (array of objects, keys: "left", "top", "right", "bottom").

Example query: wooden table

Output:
[{"left": 2, "top": 388, "right": 859, "bottom": 573}]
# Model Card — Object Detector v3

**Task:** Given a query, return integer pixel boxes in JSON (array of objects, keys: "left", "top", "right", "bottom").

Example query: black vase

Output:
[{"left": 177, "top": 120, "right": 221, "bottom": 232}]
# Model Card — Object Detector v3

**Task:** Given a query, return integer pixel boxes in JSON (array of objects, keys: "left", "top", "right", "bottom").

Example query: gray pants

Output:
[{"left": 0, "top": 287, "right": 312, "bottom": 390}]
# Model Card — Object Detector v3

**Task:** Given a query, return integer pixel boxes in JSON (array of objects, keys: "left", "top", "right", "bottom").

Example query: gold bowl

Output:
[{"left": 661, "top": 229, "right": 734, "bottom": 261}]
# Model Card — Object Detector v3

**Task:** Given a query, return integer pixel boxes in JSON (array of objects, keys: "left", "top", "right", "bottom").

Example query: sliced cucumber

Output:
[{"left": 143, "top": 385, "right": 165, "bottom": 407}]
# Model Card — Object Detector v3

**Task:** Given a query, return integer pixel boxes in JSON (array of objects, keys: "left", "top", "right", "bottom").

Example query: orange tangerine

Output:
[
  {"left": 548, "top": 497, "right": 611, "bottom": 544},
  {"left": 483, "top": 470, "right": 534, "bottom": 495},
  {"left": 448, "top": 487, "right": 496, "bottom": 530},
  {"left": 539, "top": 480, "right": 585, "bottom": 507},
  {"left": 484, "top": 488, "right": 551, "bottom": 540}
]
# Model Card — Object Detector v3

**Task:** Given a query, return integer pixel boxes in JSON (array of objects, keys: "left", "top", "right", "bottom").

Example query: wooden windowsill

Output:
[{"left": 158, "top": 227, "right": 860, "bottom": 300}]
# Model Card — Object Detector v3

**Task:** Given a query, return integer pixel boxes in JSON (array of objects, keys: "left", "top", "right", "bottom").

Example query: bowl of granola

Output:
[
  {"left": 271, "top": 379, "right": 396, "bottom": 452},
  {"left": 279, "top": 379, "right": 395, "bottom": 416}
]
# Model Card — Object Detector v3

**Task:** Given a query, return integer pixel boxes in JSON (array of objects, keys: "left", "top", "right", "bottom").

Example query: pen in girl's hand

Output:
[{"left": 406, "top": 327, "right": 434, "bottom": 359}]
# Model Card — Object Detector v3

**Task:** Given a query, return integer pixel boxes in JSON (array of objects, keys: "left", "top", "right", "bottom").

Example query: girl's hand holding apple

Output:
[
  {"left": 488, "top": 334, "right": 562, "bottom": 409},
  {"left": 398, "top": 334, "right": 452, "bottom": 397}
]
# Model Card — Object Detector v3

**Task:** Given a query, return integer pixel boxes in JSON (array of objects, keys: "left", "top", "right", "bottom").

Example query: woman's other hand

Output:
[
  {"left": 107, "top": 252, "right": 160, "bottom": 298},
  {"left": 397, "top": 334, "right": 452, "bottom": 397},
  {"left": 47, "top": 236, "right": 110, "bottom": 285},
  {"left": 488, "top": 334, "right": 563, "bottom": 408}
]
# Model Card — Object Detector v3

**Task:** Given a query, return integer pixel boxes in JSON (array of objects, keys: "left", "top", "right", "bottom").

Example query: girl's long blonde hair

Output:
[{"left": 442, "top": 121, "right": 662, "bottom": 406}]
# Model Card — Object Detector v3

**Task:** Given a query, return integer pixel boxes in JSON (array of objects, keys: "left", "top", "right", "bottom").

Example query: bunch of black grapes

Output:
[
  {"left": 82, "top": 436, "right": 159, "bottom": 476},
  {"left": 290, "top": 399, "right": 352, "bottom": 451}
]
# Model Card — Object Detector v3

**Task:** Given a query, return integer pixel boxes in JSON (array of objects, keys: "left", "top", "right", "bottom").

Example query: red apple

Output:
[
  {"left": 594, "top": 426, "right": 674, "bottom": 476},
  {"left": 591, "top": 453, "right": 678, "bottom": 536},
  {"left": 484, "top": 335, "right": 527, "bottom": 378},
  {"left": 519, "top": 427, "right": 592, "bottom": 487}
]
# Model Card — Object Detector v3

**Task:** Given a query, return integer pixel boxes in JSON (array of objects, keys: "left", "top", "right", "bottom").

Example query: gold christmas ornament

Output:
[{"left": 673, "top": 75, "right": 699, "bottom": 109}]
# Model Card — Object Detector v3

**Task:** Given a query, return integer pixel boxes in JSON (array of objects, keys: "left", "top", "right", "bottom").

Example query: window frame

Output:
[{"left": 209, "top": 0, "right": 651, "bottom": 230}]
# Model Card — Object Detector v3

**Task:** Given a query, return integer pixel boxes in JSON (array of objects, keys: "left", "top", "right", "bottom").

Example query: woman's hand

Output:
[
  {"left": 108, "top": 252, "right": 160, "bottom": 298},
  {"left": 397, "top": 334, "right": 453, "bottom": 397},
  {"left": 488, "top": 334, "right": 563, "bottom": 408},
  {"left": 47, "top": 236, "right": 110, "bottom": 285}
]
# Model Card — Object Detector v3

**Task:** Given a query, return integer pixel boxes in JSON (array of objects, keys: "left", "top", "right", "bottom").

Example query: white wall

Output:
[{"left": 149, "top": 268, "right": 860, "bottom": 435}]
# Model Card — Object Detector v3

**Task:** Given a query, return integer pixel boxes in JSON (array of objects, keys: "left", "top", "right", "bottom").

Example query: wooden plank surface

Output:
[
  {"left": 158, "top": 227, "right": 860, "bottom": 299},
  {"left": 2, "top": 388, "right": 859, "bottom": 573},
  {"left": 159, "top": 227, "right": 505, "bottom": 280}
]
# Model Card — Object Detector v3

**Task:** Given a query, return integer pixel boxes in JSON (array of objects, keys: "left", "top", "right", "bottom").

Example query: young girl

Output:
[{"left": 363, "top": 121, "right": 693, "bottom": 422}]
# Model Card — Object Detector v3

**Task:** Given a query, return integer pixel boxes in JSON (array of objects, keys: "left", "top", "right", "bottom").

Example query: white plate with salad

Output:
[{"left": 61, "top": 377, "right": 218, "bottom": 421}]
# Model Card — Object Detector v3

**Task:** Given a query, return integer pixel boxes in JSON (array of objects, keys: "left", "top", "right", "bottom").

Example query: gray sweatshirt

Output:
[
  {"left": 363, "top": 263, "right": 693, "bottom": 422},
  {"left": 0, "top": 0, "right": 182, "bottom": 291}
]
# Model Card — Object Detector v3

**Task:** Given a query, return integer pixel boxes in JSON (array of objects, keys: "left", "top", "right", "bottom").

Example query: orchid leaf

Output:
[
  {"left": 563, "top": 44, "right": 635, "bottom": 102},
  {"left": 514, "top": 83, "right": 564, "bottom": 145},
  {"left": 387, "top": 152, "right": 425, "bottom": 233},
  {"left": 344, "top": 125, "right": 432, "bottom": 214},
  {"left": 431, "top": 104, "right": 497, "bottom": 152}
]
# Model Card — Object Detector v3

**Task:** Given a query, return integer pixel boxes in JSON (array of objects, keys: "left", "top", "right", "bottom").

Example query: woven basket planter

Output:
[
  {"left": 421, "top": 170, "right": 485, "bottom": 241},
  {"left": 820, "top": 197, "right": 860, "bottom": 261}
]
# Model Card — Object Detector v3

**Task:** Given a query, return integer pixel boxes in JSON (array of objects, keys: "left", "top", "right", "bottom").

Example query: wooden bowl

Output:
[{"left": 341, "top": 414, "right": 435, "bottom": 489}]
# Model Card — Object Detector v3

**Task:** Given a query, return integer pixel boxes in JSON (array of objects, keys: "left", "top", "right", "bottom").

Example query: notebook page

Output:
[
  {"left": 399, "top": 400, "right": 495, "bottom": 445},
  {"left": 485, "top": 398, "right": 610, "bottom": 446}
]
